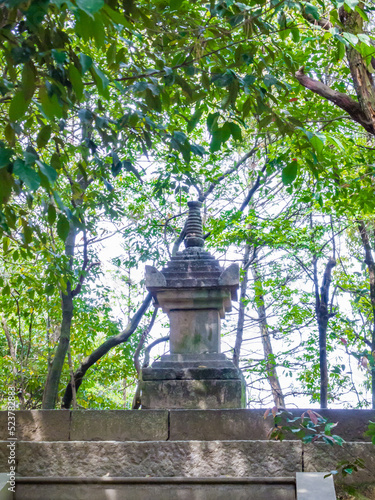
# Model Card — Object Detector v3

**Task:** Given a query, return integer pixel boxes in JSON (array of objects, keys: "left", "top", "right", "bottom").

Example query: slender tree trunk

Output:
[
  {"left": 1, "top": 315, "right": 25, "bottom": 408},
  {"left": 42, "top": 223, "right": 76, "bottom": 409},
  {"left": 357, "top": 220, "right": 375, "bottom": 408},
  {"left": 313, "top": 256, "right": 336, "bottom": 409},
  {"left": 251, "top": 258, "right": 286, "bottom": 408},
  {"left": 233, "top": 243, "right": 250, "bottom": 368}
]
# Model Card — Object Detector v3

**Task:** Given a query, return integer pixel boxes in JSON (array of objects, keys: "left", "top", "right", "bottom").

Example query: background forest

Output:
[{"left": 0, "top": 0, "right": 375, "bottom": 411}]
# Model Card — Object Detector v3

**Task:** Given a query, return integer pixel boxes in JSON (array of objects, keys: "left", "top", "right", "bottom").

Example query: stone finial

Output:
[{"left": 184, "top": 201, "right": 204, "bottom": 248}]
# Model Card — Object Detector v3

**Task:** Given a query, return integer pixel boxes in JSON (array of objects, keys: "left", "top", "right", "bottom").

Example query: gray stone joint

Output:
[{"left": 185, "top": 200, "right": 204, "bottom": 248}]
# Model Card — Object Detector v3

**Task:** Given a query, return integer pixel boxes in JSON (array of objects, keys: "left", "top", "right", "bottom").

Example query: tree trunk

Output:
[
  {"left": 1, "top": 315, "right": 25, "bottom": 408},
  {"left": 42, "top": 223, "right": 76, "bottom": 409},
  {"left": 314, "top": 256, "right": 336, "bottom": 409},
  {"left": 357, "top": 220, "right": 375, "bottom": 408},
  {"left": 339, "top": 7, "right": 375, "bottom": 133},
  {"left": 251, "top": 259, "right": 286, "bottom": 408},
  {"left": 233, "top": 243, "right": 250, "bottom": 368}
]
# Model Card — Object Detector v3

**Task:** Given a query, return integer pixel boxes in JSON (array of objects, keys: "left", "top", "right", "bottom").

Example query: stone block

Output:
[
  {"left": 169, "top": 409, "right": 272, "bottom": 441},
  {"left": 141, "top": 379, "right": 244, "bottom": 409},
  {"left": 70, "top": 410, "right": 168, "bottom": 441},
  {"left": 303, "top": 442, "right": 375, "bottom": 485},
  {"left": 142, "top": 367, "right": 240, "bottom": 381},
  {"left": 0, "top": 443, "right": 9, "bottom": 473},
  {"left": 16, "top": 440, "right": 303, "bottom": 478},
  {"left": 169, "top": 308, "right": 221, "bottom": 354},
  {"left": 0, "top": 411, "right": 70, "bottom": 442}
]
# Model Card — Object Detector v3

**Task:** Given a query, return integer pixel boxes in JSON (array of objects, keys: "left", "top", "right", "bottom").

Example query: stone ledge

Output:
[
  {"left": 14, "top": 440, "right": 303, "bottom": 478},
  {"left": 0, "top": 409, "right": 373, "bottom": 442},
  {"left": 169, "top": 409, "right": 375, "bottom": 442}
]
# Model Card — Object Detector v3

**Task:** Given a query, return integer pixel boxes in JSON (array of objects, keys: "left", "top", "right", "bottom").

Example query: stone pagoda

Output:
[{"left": 141, "top": 201, "right": 245, "bottom": 409}]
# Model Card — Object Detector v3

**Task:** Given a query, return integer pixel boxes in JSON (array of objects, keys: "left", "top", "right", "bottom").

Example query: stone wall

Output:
[{"left": 0, "top": 409, "right": 374, "bottom": 494}]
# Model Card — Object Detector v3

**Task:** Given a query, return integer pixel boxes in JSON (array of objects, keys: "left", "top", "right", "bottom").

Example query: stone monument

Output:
[{"left": 141, "top": 201, "right": 246, "bottom": 409}]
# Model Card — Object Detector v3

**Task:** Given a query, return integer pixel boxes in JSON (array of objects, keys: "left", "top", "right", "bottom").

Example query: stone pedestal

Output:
[
  {"left": 141, "top": 201, "right": 246, "bottom": 409},
  {"left": 142, "top": 354, "right": 245, "bottom": 409}
]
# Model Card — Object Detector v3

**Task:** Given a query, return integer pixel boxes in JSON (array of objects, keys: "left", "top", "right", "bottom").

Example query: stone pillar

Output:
[{"left": 141, "top": 201, "right": 246, "bottom": 409}]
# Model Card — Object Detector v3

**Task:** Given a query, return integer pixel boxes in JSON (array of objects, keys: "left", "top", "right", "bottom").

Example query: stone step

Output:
[{"left": 14, "top": 476, "right": 297, "bottom": 500}]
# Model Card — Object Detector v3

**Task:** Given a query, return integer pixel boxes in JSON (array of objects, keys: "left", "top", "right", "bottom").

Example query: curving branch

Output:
[
  {"left": 61, "top": 292, "right": 152, "bottom": 409},
  {"left": 295, "top": 67, "right": 375, "bottom": 135}
]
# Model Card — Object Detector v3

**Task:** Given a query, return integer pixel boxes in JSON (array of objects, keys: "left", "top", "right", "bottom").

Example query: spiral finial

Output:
[{"left": 184, "top": 201, "right": 204, "bottom": 248}]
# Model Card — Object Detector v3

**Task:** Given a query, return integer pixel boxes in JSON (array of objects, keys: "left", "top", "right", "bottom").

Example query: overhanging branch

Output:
[{"left": 295, "top": 67, "right": 375, "bottom": 134}]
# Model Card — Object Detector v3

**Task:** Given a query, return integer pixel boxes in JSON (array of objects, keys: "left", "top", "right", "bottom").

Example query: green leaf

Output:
[
  {"left": 51, "top": 49, "right": 67, "bottom": 64},
  {"left": 76, "top": 0, "right": 104, "bottom": 15},
  {"left": 207, "top": 112, "right": 220, "bottom": 133},
  {"left": 47, "top": 204, "right": 56, "bottom": 225},
  {"left": 57, "top": 214, "right": 70, "bottom": 242},
  {"left": 36, "top": 160, "right": 58, "bottom": 185},
  {"left": 91, "top": 65, "right": 109, "bottom": 99},
  {"left": 79, "top": 53, "right": 93, "bottom": 74},
  {"left": 342, "top": 32, "right": 358, "bottom": 46},
  {"left": 0, "top": 169, "right": 13, "bottom": 204},
  {"left": 9, "top": 92, "right": 30, "bottom": 122},
  {"left": 22, "top": 62, "right": 36, "bottom": 100},
  {"left": 229, "top": 122, "right": 242, "bottom": 141},
  {"left": 13, "top": 159, "right": 40, "bottom": 191},
  {"left": 304, "top": 3, "right": 319, "bottom": 20},
  {"left": 190, "top": 144, "right": 206, "bottom": 157},
  {"left": 69, "top": 64, "right": 84, "bottom": 100},
  {"left": 39, "top": 87, "right": 63, "bottom": 120},
  {"left": 282, "top": 161, "right": 298, "bottom": 185},
  {"left": 210, "top": 129, "right": 222, "bottom": 153},
  {"left": 187, "top": 108, "right": 203, "bottom": 133},
  {"left": 310, "top": 135, "right": 324, "bottom": 154},
  {"left": 36, "top": 125, "right": 52, "bottom": 149},
  {"left": 0, "top": 148, "right": 13, "bottom": 169}
]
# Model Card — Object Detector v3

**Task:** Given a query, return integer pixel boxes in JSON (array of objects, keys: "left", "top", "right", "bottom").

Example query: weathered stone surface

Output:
[
  {"left": 170, "top": 409, "right": 375, "bottom": 442},
  {"left": 219, "top": 263, "right": 240, "bottom": 287},
  {"left": 303, "top": 442, "right": 375, "bottom": 485},
  {"left": 0, "top": 443, "right": 9, "bottom": 472},
  {"left": 169, "top": 308, "right": 221, "bottom": 354},
  {"left": 16, "top": 481, "right": 295, "bottom": 500},
  {"left": 1, "top": 409, "right": 373, "bottom": 442},
  {"left": 141, "top": 379, "right": 243, "bottom": 409},
  {"left": 70, "top": 410, "right": 168, "bottom": 441},
  {"left": 169, "top": 409, "right": 272, "bottom": 441},
  {"left": 142, "top": 367, "right": 241, "bottom": 381},
  {"left": 0, "top": 410, "right": 70, "bottom": 442},
  {"left": 304, "top": 409, "right": 375, "bottom": 442},
  {"left": 16, "top": 440, "right": 303, "bottom": 478},
  {"left": 145, "top": 265, "right": 167, "bottom": 287}
]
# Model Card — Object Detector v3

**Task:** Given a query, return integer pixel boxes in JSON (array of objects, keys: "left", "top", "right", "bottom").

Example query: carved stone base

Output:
[{"left": 141, "top": 354, "right": 246, "bottom": 410}]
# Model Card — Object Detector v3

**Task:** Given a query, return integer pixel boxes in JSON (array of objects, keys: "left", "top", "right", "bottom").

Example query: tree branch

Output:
[
  {"left": 199, "top": 144, "right": 260, "bottom": 202},
  {"left": 134, "top": 307, "right": 158, "bottom": 375},
  {"left": 295, "top": 67, "right": 375, "bottom": 134},
  {"left": 61, "top": 292, "right": 153, "bottom": 409}
]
